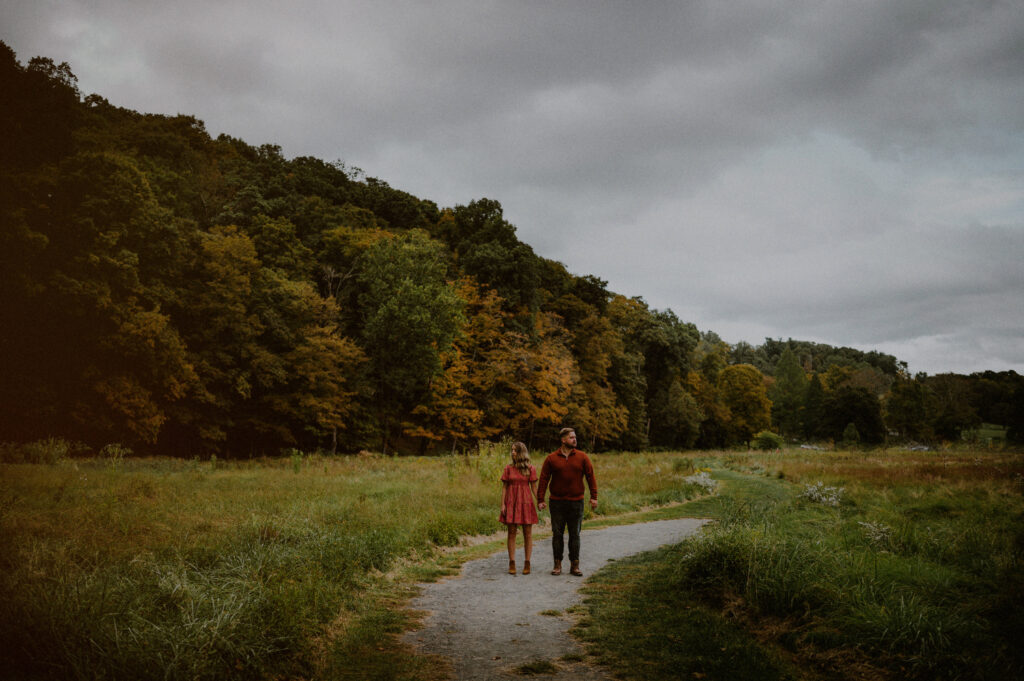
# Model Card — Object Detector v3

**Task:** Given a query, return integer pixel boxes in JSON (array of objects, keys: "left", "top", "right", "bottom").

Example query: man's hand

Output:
[
  {"left": 538, "top": 502, "right": 546, "bottom": 510},
  {"left": 590, "top": 498, "right": 598, "bottom": 510}
]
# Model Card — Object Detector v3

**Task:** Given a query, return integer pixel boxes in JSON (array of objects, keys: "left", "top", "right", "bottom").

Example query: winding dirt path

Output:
[{"left": 404, "top": 517, "right": 709, "bottom": 680}]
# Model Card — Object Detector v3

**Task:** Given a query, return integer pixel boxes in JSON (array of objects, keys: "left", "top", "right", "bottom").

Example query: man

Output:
[{"left": 537, "top": 427, "right": 598, "bottom": 576}]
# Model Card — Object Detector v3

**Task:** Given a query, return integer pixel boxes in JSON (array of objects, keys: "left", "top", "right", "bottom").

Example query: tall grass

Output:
[
  {"left": 576, "top": 450, "right": 1024, "bottom": 681},
  {"left": 0, "top": 447, "right": 707, "bottom": 680}
]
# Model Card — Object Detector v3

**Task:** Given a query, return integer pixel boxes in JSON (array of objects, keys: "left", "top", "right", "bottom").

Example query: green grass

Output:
[
  {"left": 573, "top": 450, "right": 1024, "bottom": 681},
  {"left": 0, "top": 446, "right": 711, "bottom": 680},
  {"left": 512, "top": 659, "right": 560, "bottom": 675}
]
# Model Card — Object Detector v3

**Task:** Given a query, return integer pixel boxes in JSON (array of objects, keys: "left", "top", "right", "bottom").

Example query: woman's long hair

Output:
[{"left": 511, "top": 441, "right": 530, "bottom": 475}]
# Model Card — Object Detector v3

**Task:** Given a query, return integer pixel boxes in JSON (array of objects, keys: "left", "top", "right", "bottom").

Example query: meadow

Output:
[
  {"left": 0, "top": 442, "right": 710, "bottom": 680},
  {"left": 573, "top": 449, "right": 1024, "bottom": 681},
  {"left": 3, "top": 444, "right": 1021, "bottom": 680}
]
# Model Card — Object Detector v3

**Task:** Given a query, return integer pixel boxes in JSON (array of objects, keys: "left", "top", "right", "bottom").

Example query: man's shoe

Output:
[
  {"left": 509, "top": 560, "right": 516, "bottom": 575},
  {"left": 570, "top": 560, "right": 583, "bottom": 576},
  {"left": 551, "top": 560, "right": 562, "bottom": 575},
  {"left": 523, "top": 560, "right": 531, "bottom": 575}
]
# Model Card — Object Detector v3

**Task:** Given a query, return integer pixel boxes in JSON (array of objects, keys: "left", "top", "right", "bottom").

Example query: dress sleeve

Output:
[
  {"left": 501, "top": 465, "right": 511, "bottom": 482},
  {"left": 529, "top": 465, "right": 538, "bottom": 482}
]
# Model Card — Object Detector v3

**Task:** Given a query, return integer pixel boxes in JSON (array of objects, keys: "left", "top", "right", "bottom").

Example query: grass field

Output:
[
  {"left": 0, "top": 443, "right": 711, "bottom": 680},
  {"left": 4, "top": 445, "right": 1021, "bottom": 680},
  {"left": 573, "top": 450, "right": 1024, "bottom": 681}
]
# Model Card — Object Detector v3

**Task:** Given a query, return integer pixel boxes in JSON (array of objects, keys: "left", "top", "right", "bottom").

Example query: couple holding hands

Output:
[{"left": 499, "top": 428, "right": 598, "bottom": 577}]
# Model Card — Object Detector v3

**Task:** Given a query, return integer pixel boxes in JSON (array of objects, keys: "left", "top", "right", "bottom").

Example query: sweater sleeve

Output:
[{"left": 537, "top": 458, "right": 551, "bottom": 501}]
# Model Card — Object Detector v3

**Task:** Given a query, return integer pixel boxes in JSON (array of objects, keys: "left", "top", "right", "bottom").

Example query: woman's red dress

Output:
[{"left": 499, "top": 464, "right": 538, "bottom": 525}]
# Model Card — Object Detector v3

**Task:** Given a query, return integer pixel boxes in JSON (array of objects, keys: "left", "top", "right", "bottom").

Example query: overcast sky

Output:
[{"left": 4, "top": 1, "right": 1024, "bottom": 375}]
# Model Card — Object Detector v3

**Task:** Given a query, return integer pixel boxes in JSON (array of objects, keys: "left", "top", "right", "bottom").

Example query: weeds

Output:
[
  {"left": 578, "top": 450, "right": 1024, "bottom": 681},
  {"left": 1, "top": 446, "right": 707, "bottom": 680},
  {"left": 799, "top": 481, "right": 844, "bottom": 506},
  {"left": 682, "top": 471, "right": 717, "bottom": 493},
  {"left": 0, "top": 437, "right": 72, "bottom": 464}
]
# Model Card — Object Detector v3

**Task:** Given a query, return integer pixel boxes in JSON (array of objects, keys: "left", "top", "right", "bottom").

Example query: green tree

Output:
[
  {"left": 841, "top": 422, "right": 861, "bottom": 447},
  {"left": 689, "top": 337, "right": 732, "bottom": 448},
  {"left": 650, "top": 379, "right": 703, "bottom": 449},
  {"left": 563, "top": 307, "right": 628, "bottom": 450},
  {"left": 769, "top": 346, "right": 807, "bottom": 438},
  {"left": 605, "top": 295, "right": 653, "bottom": 449},
  {"left": 822, "top": 386, "right": 885, "bottom": 445},
  {"left": 928, "top": 374, "right": 981, "bottom": 441},
  {"left": 718, "top": 364, "right": 771, "bottom": 446},
  {"left": 1, "top": 150, "right": 196, "bottom": 446},
  {"left": 160, "top": 225, "right": 265, "bottom": 453},
  {"left": 884, "top": 374, "right": 935, "bottom": 442},
  {"left": 802, "top": 373, "right": 826, "bottom": 440},
  {"left": 356, "top": 230, "right": 464, "bottom": 453},
  {"left": 443, "top": 199, "right": 541, "bottom": 311}
]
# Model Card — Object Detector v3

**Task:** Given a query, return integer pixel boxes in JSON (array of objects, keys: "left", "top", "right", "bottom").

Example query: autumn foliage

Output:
[{"left": 2, "top": 44, "right": 1021, "bottom": 456}]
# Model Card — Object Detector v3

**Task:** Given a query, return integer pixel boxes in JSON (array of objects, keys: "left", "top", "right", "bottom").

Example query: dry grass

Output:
[{"left": 0, "top": 447, "right": 710, "bottom": 681}]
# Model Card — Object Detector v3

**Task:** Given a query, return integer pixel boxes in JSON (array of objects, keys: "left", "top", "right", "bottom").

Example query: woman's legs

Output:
[
  {"left": 506, "top": 525, "right": 518, "bottom": 561},
  {"left": 522, "top": 524, "right": 533, "bottom": 562}
]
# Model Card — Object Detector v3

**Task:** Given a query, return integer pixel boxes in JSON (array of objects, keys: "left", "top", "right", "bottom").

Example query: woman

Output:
[{"left": 499, "top": 441, "right": 539, "bottom": 574}]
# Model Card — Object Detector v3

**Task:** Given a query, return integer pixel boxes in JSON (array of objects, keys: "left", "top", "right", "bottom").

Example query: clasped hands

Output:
[{"left": 537, "top": 499, "right": 598, "bottom": 511}]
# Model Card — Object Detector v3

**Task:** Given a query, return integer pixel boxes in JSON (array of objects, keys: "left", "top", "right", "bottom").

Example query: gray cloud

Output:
[{"left": 2, "top": 0, "right": 1022, "bottom": 374}]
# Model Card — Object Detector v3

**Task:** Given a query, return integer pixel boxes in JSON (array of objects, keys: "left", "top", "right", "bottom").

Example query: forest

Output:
[{"left": 3, "top": 42, "right": 1023, "bottom": 457}]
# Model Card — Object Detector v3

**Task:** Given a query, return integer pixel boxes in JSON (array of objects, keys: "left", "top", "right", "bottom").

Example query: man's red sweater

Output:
[{"left": 537, "top": 448, "right": 597, "bottom": 502}]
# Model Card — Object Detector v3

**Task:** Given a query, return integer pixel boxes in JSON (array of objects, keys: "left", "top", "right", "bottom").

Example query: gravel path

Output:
[{"left": 404, "top": 517, "right": 709, "bottom": 680}]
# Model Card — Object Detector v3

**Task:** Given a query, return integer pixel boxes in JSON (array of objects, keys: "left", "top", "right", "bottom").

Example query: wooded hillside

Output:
[{"left": 2, "top": 44, "right": 1021, "bottom": 455}]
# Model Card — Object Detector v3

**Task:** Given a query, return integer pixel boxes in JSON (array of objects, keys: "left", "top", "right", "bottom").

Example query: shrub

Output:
[
  {"left": 672, "top": 457, "right": 696, "bottom": 474},
  {"left": 101, "top": 443, "right": 132, "bottom": 469},
  {"left": 0, "top": 438, "right": 71, "bottom": 464},
  {"left": 752, "top": 431, "right": 784, "bottom": 450},
  {"left": 682, "top": 471, "right": 717, "bottom": 494},
  {"left": 842, "top": 422, "right": 861, "bottom": 447},
  {"left": 799, "top": 481, "right": 844, "bottom": 507}
]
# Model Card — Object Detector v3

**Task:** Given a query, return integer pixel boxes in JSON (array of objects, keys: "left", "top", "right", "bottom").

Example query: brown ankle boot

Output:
[
  {"left": 508, "top": 560, "right": 516, "bottom": 575},
  {"left": 522, "top": 560, "right": 531, "bottom": 575},
  {"left": 551, "top": 560, "right": 562, "bottom": 575},
  {"left": 570, "top": 560, "right": 582, "bottom": 576}
]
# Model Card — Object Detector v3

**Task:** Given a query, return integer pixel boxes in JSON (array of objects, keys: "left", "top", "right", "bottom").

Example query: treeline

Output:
[{"left": 2, "top": 44, "right": 1022, "bottom": 456}]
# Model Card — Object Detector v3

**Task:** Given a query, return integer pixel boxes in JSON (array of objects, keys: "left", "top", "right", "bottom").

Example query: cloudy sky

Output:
[{"left": 4, "top": 1, "right": 1024, "bottom": 375}]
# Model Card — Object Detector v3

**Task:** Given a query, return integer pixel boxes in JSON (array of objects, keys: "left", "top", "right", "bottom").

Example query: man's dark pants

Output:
[{"left": 549, "top": 499, "right": 584, "bottom": 562}]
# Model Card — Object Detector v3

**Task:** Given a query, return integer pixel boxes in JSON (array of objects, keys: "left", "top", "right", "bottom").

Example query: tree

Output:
[
  {"left": 718, "top": 364, "right": 771, "bottom": 446},
  {"left": 356, "top": 230, "right": 464, "bottom": 453},
  {"left": 1, "top": 151, "right": 196, "bottom": 446},
  {"left": 841, "top": 422, "right": 861, "bottom": 447},
  {"left": 803, "top": 373, "right": 826, "bottom": 440},
  {"left": 649, "top": 379, "right": 703, "bottom": 449},
  {"left": 769, "top": 346, "right": 807, "bottom": 438},
  {"left": 689, "top": 338, "right": 732, "bottom": 448},
  {"left": 1006, "top": 382, "right": 1024, "bottom": 444},
  {"left": 160, "top": 224, "right": 265, "bottom": 453},
  {"left": 402, "top": 277, "right": 501, "bottom": 453},
  {"left": 444, "top": 199, "right": 541, "bottom": 311},
  {"left": 564, "top": 307, "right": 628, "bottom": 449},
  {"left": 928, "top": 374, "right": 981, "bottom": 442},
  {"left": 884, "top": 374, "right": 935, "bottom": 442},
  {"left": 822, "top": 386, "right": 885, "bottom": 445}
]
